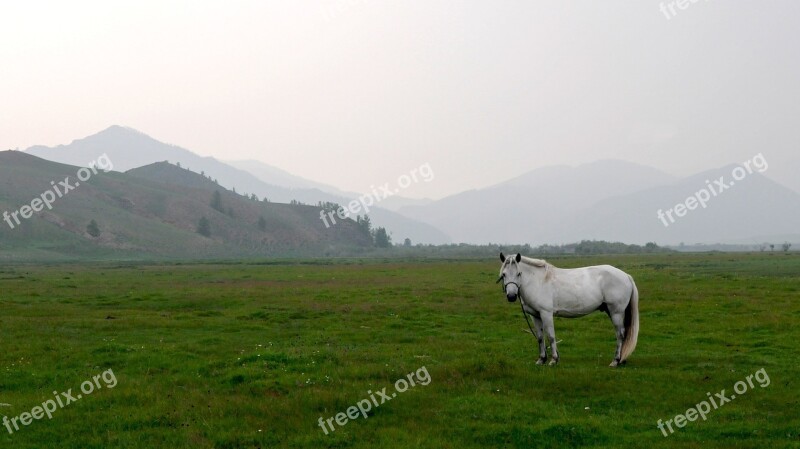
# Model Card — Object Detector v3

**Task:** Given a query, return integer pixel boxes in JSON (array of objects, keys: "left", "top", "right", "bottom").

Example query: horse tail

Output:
[{"left": 620, "top": 275, "right": 639, "bottom": 363}]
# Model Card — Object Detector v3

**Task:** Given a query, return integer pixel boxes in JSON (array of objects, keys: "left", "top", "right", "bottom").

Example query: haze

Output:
[{"left": 1, "top": 1, "right": 798, "bottom": 199}]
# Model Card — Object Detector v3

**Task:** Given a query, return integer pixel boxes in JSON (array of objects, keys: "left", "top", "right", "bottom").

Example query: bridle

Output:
[
  {"left": 495, "top": 270, "right": 521, "bottom": 297},
  {"left": 497, "top": 275, "right": 521, "bottom": 294},
  {"left": 497, "top": 269, "right": 538, "bottom": 348}
]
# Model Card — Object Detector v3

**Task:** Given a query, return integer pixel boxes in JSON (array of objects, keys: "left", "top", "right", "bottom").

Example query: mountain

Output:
[
  {"left": 225, "top": 159, "right": 434, "bottom": 212},
  {"left": 562, "top": 165, "right": 800, "bottom": 245},
  {"left": 375, "top": 196, "right": 435, "bottom": 212},
  {"left": 25, "top": 126, "right": 450, "bottom": 244},
  {"left": 224, "top": 159, "right": 353, "bottom": 197},
  {"left": 27, "top": 126, "right": 196, "bottom": 172},
  {"left": 25, "top": 126, "right": 337, "bottom": 202},
  {"left": 0, "top": 151, "right": 372, "bottom": 260},
  {"left": 398, "top": 159, "right": 800, "bottom": 245},
  {"left": 398, "top": 160, "right": 678, "bottom": 244}
]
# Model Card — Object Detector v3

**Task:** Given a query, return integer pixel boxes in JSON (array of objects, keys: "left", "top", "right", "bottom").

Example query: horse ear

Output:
[
  {"left": 515, "top": 253, "right": 521, "bottom": 263},
  {"left": 500, "top": 253, "right": 506, "bottom": 262}
]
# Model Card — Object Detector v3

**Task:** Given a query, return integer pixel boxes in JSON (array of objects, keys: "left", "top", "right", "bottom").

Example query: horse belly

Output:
[
  {"left": 554, "top": 305, "right": 600, "bottom": 318},
  {"left": 553, "top": 294, "right": 603, "bottom": 318}
]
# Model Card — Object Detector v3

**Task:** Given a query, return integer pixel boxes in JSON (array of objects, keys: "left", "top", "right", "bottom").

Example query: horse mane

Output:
[
  {"left": 519, "top": 256, "right": 548, "bottom": 267},
  {"left": 519, "top": 256, "right": 554, "bottom": 280}
]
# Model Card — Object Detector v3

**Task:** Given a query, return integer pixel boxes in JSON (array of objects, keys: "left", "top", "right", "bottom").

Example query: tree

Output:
[
  {"left": 197, "top": 217, "right": 211, "bottom": 237},
  {"left": 319, "top": 201, "right": 340, "bottom": 213},
  {"left": 782, "top": 242, "right": 792, "bottom": 252},
  {"left": 373, "top": 227, "right": 391, "bottom": 248},
  {"left": 404, "top": 238, "right": 412, "bottom": 247},
  {"left": 357, "top": 215, "right": 372, "bottom": 236},
  {"left": 210, "top": 190, "right": 224, "bottom": 213},
  {"left": 257, "top": 216, "right": 267, "bottom": 231},
  {"left": 86, "top": 220, "right": 101, "bottom": 238},
  {"left": 770, "top": 244, "right": 775, "bottom": 252}
]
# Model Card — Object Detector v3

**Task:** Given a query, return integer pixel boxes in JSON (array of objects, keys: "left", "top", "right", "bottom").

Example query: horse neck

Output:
[{"left": 520, "top": 263, "right": 546, "bottom": 286}]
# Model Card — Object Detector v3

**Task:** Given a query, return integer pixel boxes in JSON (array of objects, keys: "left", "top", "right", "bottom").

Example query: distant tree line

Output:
[
  {"left": 376, "top": 240, "right": 674, "bottom": 257},
  {"left": 569, "top": 240, "right": 666, "bottom": 255},
  {"left": 759, "top": 242, "right": 792, "bottom": 252}
]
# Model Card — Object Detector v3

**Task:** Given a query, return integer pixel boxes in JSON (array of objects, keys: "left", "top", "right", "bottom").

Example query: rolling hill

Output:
[{"left": 0, "top": 151, "right": 373, "bottom": 260}]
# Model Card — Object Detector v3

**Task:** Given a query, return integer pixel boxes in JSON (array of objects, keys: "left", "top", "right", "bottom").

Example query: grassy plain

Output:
[{"left": 0, "top": 252, "right": 798, "bottom": 448}]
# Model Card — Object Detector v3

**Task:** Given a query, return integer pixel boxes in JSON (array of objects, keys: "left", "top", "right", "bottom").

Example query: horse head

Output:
[{"left": 498, "top": 252, "right": 522, "bottom": 302}]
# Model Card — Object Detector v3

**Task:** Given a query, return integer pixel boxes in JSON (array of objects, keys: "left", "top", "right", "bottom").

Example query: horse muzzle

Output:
[{"left": 506, "top": 293, "right": 517, "bottom": 303}]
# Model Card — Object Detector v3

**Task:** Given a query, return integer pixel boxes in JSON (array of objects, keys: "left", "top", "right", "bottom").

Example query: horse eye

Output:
[{"left": 517, "top": 272, "right": 521, "bottom": 277}]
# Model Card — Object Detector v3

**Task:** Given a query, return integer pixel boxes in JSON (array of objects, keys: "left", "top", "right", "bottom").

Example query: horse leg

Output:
[
  {"left": 608, "top": 310, "right": 626, "bottom": 367},
  {"left": 541, "top": 312, "right": 559, "bottom": 365},
  {"left": 533, "top": 315, "right": 547, "bottom": 365}
]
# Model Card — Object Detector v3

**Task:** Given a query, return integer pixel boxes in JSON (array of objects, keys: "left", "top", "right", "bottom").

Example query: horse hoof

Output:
[
  {"left": 609, "top": 360, "right": 620, "bottom": 367},
  {"left": 548, "top": 358, "right": 559, "bottom": 366},
  {"left": 536, "top": 358, "right": 546, "bottom": 365}
]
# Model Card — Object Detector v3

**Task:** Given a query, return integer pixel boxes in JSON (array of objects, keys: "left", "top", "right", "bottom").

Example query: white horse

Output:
[{"left": 497, "top": 253, "right": 639, "bottom": 367}]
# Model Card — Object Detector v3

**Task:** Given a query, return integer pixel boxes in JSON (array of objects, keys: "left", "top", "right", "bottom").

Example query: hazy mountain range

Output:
[
  {"left": 20, "top": 126, "right": 800, "bottom": 247},
  {"left": 398, "top": 159, "right": 800, "bottom": 245},
  {"left": 0, "top": 151, "right": 372, "bottom": 260},
  {"left": 223, "top": 159, "right": 434, "bottom": 212},
  {"left": 26, "top": 126, "right": 449, "bottom": 244}
]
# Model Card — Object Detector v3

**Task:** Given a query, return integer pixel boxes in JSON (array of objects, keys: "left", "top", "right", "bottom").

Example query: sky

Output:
[{"left": 1, "top": 1, "right": 798, "bottom": 199}]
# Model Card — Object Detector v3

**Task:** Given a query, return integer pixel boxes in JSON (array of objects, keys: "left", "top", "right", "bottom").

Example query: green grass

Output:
[{"left": 0, "top": 252, "right": 798, "bottom": 448}]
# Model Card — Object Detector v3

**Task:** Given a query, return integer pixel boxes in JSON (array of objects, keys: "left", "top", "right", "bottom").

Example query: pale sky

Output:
[{"left": 1, "top": 1, "right": 798, "bottom": 199}]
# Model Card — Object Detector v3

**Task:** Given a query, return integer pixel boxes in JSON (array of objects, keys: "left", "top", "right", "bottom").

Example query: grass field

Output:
[{"left": 1, "top": 252, "right": 798, "bottom": 448}]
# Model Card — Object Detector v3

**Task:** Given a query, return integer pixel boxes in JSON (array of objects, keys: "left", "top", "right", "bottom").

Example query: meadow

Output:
[{"left": 0, "top": 252, "right": 798, "bottom": 448}]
